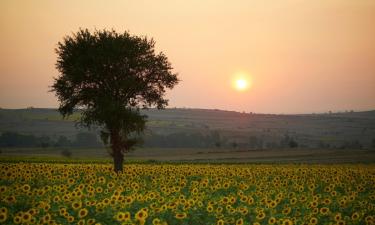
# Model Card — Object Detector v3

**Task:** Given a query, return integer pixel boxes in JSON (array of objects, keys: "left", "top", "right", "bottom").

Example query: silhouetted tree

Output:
[
  {"left": 288, "top": 139, "right": 298, "bottom": 148},
  {"left": 61, "top": 149, "right": 72, "bottom": 158},
  {"left": 54, "top": 135, "right": 72, "bottom": 147},
  {"left": 52, "top": 29, "right": 179, "bottom": 172}
]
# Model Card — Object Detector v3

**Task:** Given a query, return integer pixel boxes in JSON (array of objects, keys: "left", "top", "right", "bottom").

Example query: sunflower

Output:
[
  {"left": 236, "top": 218, "right": 244, "bottom": 225},
  {"left": 175, "top": 212, "right": 187, "bottom": 219},
  {"left": 87, "top": 218, "right": 96, "bottom": 225},
  {"left": 309, "top": 217, "right": 318, "bottom": 224},
  {"left": 282, "top": 207, "right": 291, "bottom": 215},
  {"left": 43, "top": 214, "right": 51, "bottom": 222},
  {"left": 351, "top": 212, "right": 360, "bottom": 220},
  {"left": 114, "top": 212, "right": 125, "bottom": 222},
  {"left": 268, "top": 217, "right": 276, "bottom": 224},
  {"left": 217, "top": 219, "right": 225, "bottom": 225},
  {"left": 22, "top": 184, "right": 31, "bottom": 192},
  {"left": 72, "top": 201, "right": 82, "bottom": 210},
  {"left": 13, "top": 215, "right": 22, "bottom": 224},
  {"left": 152, "top": 218, "right": 161, "bottom": 225},
  {"left": 67, "top": 216, "right": 75, "bottom": 222},
  {"left": 256, "top": 212, "right": 266, "bottom": 220},
  {"left": 135, "top": 209, "right": 148, "bottom": 221},
  {"left": 21, "top": 212, "right": 32, "bottom": 223},
  {"left": 0, "top": 213, "right": 7, "bottom": 223},
  {"left": 79, "top": 208, "right": 89, "bottom": 218},
  {"left": 319, "top": 207, "right": 330, "bottom": 215},
  {"left": 59, "top": 207, "right": 67, "bottom": 216},
  {"left": 0, "top": 207, "right": 7, "bottom": 214},
  {"left": 282, "top": 219, "right": 294, "bottom": 225}
]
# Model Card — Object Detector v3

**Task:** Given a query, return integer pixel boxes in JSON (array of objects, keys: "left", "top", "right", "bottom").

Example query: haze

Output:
[{"left": 1, "top": 0, "right": 374, "bottom": 114}]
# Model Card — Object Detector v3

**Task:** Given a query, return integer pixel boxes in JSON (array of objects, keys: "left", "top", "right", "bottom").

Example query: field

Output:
[
  {"left": 1, "top": 108, "right": 375, "bottom": 149},
  {"left": 1, "top": 147, "right": 375, "bottom": 164},
  {"left": 0, "top": 162, "right": 374, "bottom": 225}
]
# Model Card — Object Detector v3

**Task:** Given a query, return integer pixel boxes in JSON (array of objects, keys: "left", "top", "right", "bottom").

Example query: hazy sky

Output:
[{"left": 1, "top": 0, "right": 374, "bottom": 113}]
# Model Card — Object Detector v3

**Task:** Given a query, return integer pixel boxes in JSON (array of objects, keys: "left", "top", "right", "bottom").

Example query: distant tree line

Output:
[
  {"left": 0, "top": 132, "right": 102, "bottom": 148},
  {"left": 0, "top": 130, "right": 371, "bottom": 150}
]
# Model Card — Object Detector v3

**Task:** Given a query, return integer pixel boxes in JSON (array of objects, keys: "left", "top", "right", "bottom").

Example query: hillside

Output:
[{"left": 0, "top": 108, "right": 375, "bottom": 149}]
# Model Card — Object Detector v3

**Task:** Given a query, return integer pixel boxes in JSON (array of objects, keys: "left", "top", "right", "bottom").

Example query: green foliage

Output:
[{"left": 52, "top": 29, "right": 179, "bottom": 159}]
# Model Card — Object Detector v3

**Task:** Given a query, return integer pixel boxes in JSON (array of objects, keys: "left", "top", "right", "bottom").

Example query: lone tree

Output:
[{"left": 52, "top": 29, "right": 179, "bottom": 172}]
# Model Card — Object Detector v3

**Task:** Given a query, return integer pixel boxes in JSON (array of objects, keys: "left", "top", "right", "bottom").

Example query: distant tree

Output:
[
  {"left": 372, "top": 138, "right": 375, "bottom": 149},
  {"left": 340, "top": 140, "right": 362, "bottom": 149},
  {"left": 38, "top": 136, "right": 51, "bottom": 148},
  {"left": 210, "top": 130, "right": 221, "bottom": 147},
  {"left": 232, "top": 142, "right": 238, "bottom": 149},
  {"left": 280, "top": 134, "right": 298, "bottom": 148},
  {"left": 61, "top": 148, "right": 72, "bottom": 158},
  {"left": 54, "top": 135, "right": 72, "bottom": 147},
  {"left": 0, "top": 132, "right": 37, "bottom": 147},
  {"left": 288, "top": 139, "right": 298, "bottom": 148},
  {"left": 52, "top": 29, "right": 178, "bottom": 172}
]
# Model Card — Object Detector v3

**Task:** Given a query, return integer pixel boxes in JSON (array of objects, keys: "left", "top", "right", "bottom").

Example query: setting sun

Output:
[
  {"left": 232, "top": 72, "right": 251, "bottom": 91},
  {"left": 236, "top": 79, "right": 248, "bottom": 91}
]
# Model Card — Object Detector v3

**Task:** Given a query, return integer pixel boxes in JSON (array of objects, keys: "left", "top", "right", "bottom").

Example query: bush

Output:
[{"left": 61, "top": 149, "right": 72, "bottom": 158}]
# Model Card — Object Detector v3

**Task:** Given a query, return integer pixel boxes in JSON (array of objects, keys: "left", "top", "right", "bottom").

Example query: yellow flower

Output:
[
  {"left": 0, "top": 207, "right": 7, "bottom": 214},
  {"left": 0, "top": 213, "right": 7, "bottom": 223},
  {"left": 135, "top": 209, "right": 148, "bottom": 223},
  {"left": 281, "top": 219, "right": 293, "bottom": 225},
  {"left": 256, "top": 212, "right": 266, "bottom": 220},
  {"left": 72, "top": 201, "right": 82, "bottom": 210},
  {"left": 236, "top": 218, "right": 244, "bottom": 225},
  {"left": 68, "top": 216, "right": 75, "bottom": 222},
  {"left": 351, "top": 212, "right": 360, "bottom": 220},
  {"left": 217, "top": 219, "right": 225, "bottom": 225},
  {"left": 77, "top": 219, "right": 85, "bottom": 225},
  {"left": 153, "top": 218, "right": 161, "bottom": 225},
  {"left": 175, "top": 212, "right": 187, "bottom": 219},
  {"left": 268, "top": 217, "right": 276, "bottom": 224},
  {"left": 21, "top": 212, "right": 32, "bottom": 223},
  {"left": 309, "top": 217, "right": 318, "bottom": 225},
  {"left": 319, "top": 207, "right": 330, "bottom": 215},
  {"left": 79, "top": 208, "right": 89, "bottom": 218},
  {"left": 22, "top": 184, "right": 31, "bottom": 192},
  {"left": 334, "top": 213, "right": 342, "bottom": 222},
  {"left": 13, "top": 215, "right": 22, "bottom": 224}
]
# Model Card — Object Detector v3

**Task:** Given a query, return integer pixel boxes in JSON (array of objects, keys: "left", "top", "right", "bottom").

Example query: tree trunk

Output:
[
  {"left": 110, "top": 129, "right": 124, "bottom": 173},
  {"left": 113, "top": 150, "right": 124, "bottom": 173}
]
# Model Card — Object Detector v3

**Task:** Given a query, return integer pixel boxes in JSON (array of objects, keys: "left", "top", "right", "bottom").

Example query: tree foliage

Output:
[{"left": 52, "top": 29, "right": 179, "bottom": 171}]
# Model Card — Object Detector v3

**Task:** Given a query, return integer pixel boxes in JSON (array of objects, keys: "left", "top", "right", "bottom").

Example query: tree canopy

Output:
[{"left": 52, "top": 29, "right": 179, "bottom": 171}]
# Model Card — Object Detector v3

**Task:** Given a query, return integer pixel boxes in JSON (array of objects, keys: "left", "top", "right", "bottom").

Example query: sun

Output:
[
  {"left": 235, "top": 79, "right": 248, "bottom": 90},
  {"left": 232, "top": 72, "right": 251, "bottom": 91}
]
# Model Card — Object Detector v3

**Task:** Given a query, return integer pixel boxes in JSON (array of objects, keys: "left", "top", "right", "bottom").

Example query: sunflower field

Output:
[{"left": 0, "top": 163, "right": 374, "bottom": 225}]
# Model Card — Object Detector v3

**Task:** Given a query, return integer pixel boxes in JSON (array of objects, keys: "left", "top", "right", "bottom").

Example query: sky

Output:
[{"left": 0, "top": 0, "right": 374, "bottom": 114}]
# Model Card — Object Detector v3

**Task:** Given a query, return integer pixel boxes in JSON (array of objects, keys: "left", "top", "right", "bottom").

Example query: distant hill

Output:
[{"left": 0, "top": 108, "right": 375, "bottom": 149}]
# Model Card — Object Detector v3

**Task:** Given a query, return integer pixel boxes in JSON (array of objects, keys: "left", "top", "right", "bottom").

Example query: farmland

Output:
[
  {"left": 1, "top": 108, "right": 375, "bottom": 224},
  {"left": 1, "top": 108, "right": 375, "bottom": 150},
  {"left": 0, "top": 162, "right": 374, "bottom": 225}
]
